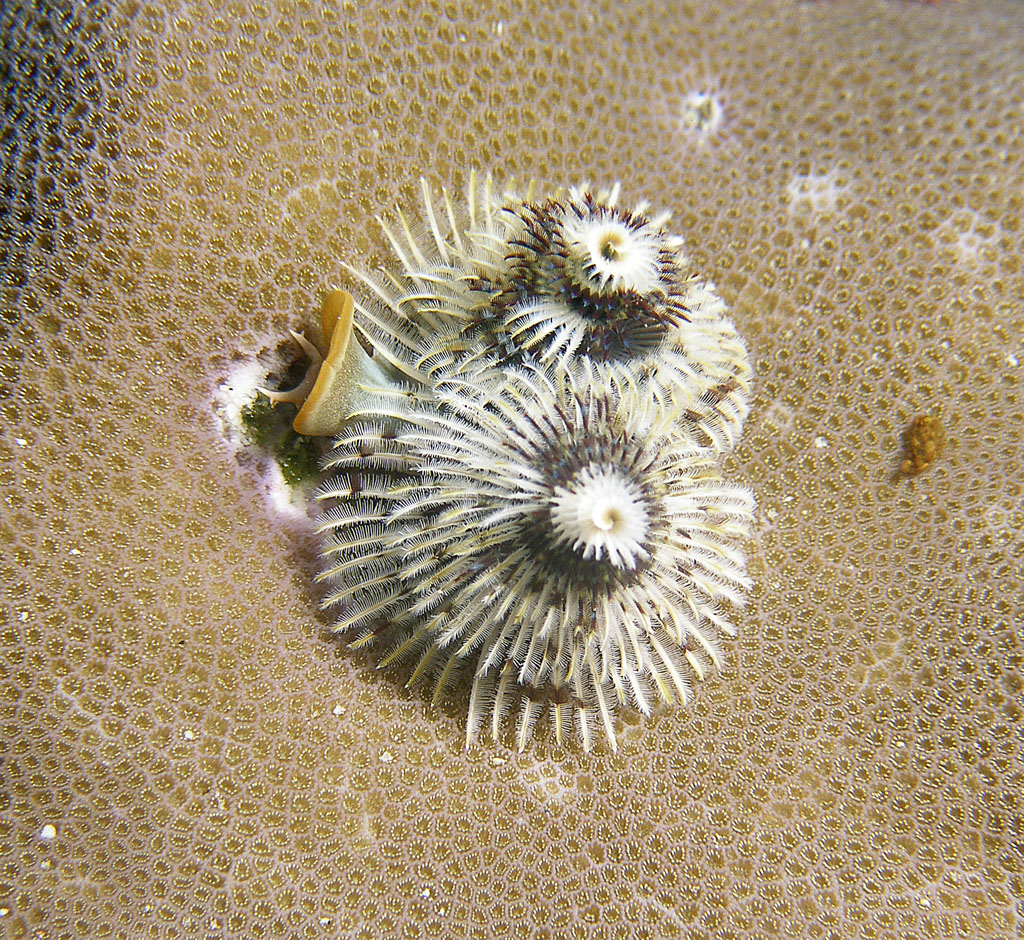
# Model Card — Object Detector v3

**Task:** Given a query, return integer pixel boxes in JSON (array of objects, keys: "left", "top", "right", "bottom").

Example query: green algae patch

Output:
[{"left": 240, "top": 392, "right": 322, "bottom": 486}]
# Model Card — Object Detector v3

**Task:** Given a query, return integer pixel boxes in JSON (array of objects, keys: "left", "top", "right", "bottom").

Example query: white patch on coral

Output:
[
  {"left": 520, "top": 756, "right": 575, "bottom": 807},
  {"left": 786, "top": 169, "right": 846, "bottom": 216},
  {"left": 282, "top": 177, "right": 345, "bottom": 227},
  {"left": 262, "top": 461, "right": 314, "bottom": 520},
  {"left": 980, "top": 501, "right": 1023, "bottom": 547},
  {"left": 209, "top": 349, "right": 317, "bottom": 520},
  {"left": 210, "top": 358, "right": 265, "bottom": 445},
  {"left": 757, "top": 399, "right": 797, "bottom": 436},
  {"left": 680, "top": 91, "right": 724, "bottom": 137},
  {"left": 882, "top": 857, "right": 996, "bottom": 921},
  {"left": 655, "top": 44, "right": 743, "bottom": 151},
  {"left": 671, "top": 38, "right": 783, "bottom": 158},
  {"left": 935, "top": 209, "right": 1002, "bottom": 266}
]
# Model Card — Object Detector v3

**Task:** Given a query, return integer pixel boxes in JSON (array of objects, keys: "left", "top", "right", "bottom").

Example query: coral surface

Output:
[{"left": 2, "top": 1, "right": 1022, "bottom": 939}]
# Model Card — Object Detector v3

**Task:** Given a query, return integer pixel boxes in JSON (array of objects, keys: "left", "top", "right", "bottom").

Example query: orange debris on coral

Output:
[{"left": 899, "top": 414, "right": 946, "bottom": 476}]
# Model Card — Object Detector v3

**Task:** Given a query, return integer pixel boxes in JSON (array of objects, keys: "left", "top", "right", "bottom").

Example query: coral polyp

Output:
[{"left": 316, "top": 364, "right": 753, "bottom": 751}]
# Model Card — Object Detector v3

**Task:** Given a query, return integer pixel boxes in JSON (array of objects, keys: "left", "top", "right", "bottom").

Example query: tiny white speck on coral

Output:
[{"left": 786, "top": 169, "right": 846, "bottom": 215}]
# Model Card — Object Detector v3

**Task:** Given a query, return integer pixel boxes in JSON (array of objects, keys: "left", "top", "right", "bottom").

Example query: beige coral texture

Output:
[{"left": 1, "top": 0, "right": 1022, "bottom": 938}]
